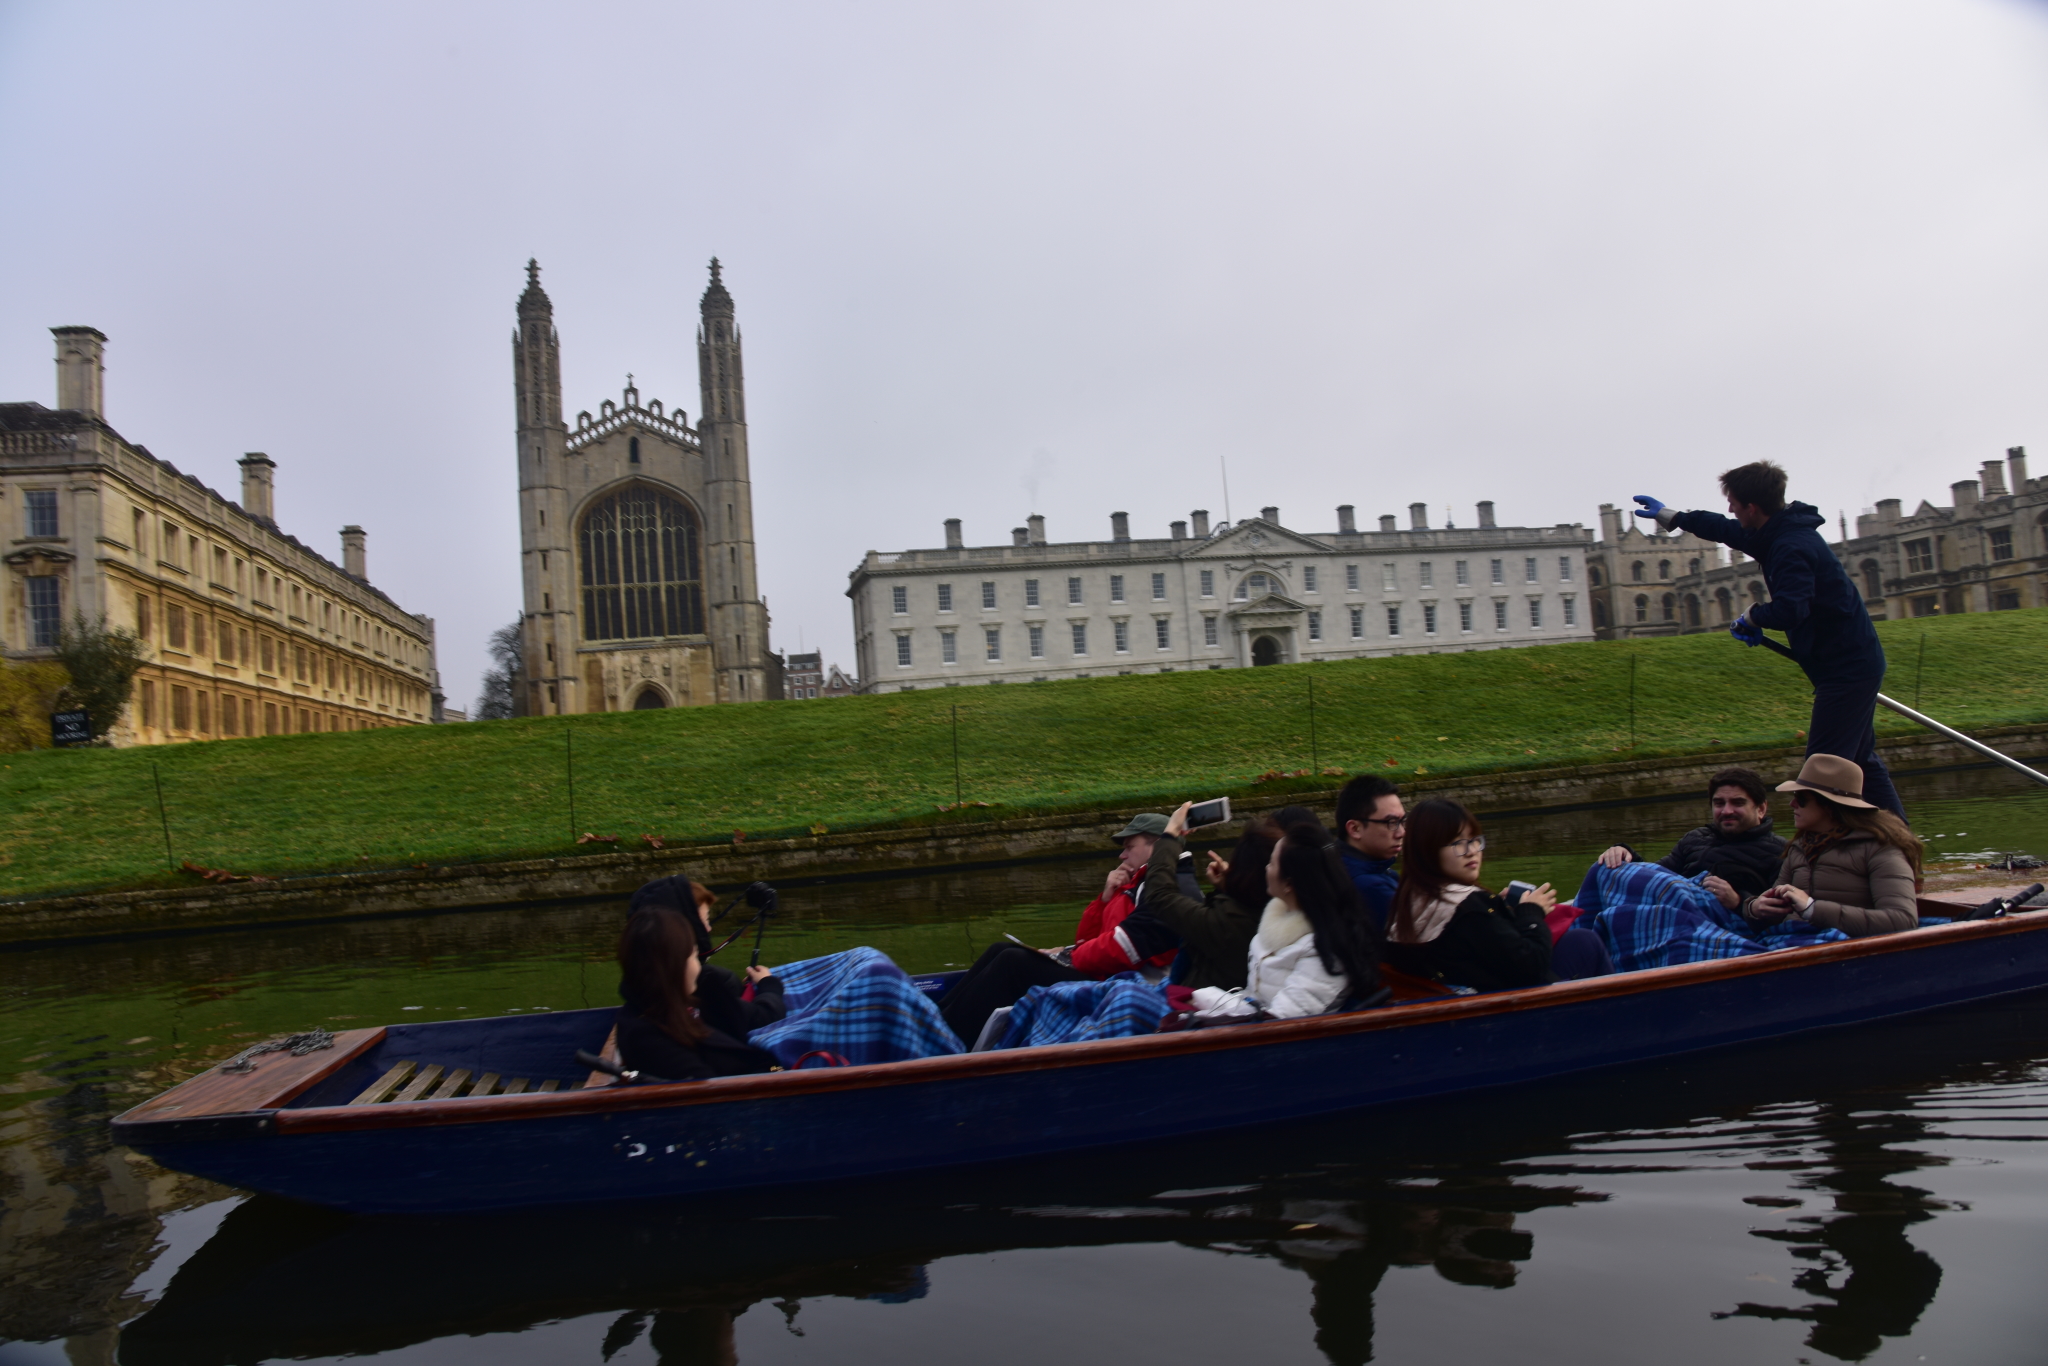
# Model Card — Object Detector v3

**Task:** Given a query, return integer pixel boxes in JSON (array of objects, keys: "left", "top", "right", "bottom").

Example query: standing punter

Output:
[{"left": 1635, "top": 461, "right": 1904, "bottom": 820}]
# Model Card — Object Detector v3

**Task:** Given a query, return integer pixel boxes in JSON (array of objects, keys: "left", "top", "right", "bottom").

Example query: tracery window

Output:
[{"left": 580, "top": 486, "right": 705, "bottom": 642}]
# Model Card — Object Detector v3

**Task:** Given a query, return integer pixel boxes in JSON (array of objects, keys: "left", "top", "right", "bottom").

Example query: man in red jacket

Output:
[
  {"left": 1070, "top": 813, "right": 1182, "bottom": 976},
  {"left": 938, "top": 812, "right": 1181, "bottom": 1044}
]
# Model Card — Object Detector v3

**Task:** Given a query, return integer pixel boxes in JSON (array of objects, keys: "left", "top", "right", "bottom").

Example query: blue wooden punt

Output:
[{"left": 111, "top": 890, "right": 2048, "bottom": 1214}]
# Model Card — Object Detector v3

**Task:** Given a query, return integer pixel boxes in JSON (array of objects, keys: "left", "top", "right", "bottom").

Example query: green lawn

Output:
[{"left": 3, "top": 611, "right": 2044, "bottom": 902}]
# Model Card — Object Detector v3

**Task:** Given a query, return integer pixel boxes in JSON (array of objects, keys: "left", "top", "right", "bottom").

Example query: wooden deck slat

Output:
[
  {"left": 537, "top": 1080, "right": 560, "bottom": 1093},
  {"left": 501, "top": 1078, "right": 528, "bottom": 1095},
  {"left": 471, "top": 1072, "right": 501, "bottom": 1098},
  {"left": 348, "top": 1061, "right": 416, "bottom": 1106},
  {"left": 427, "top": 1068, "right": 472, "bottom": 1100},
  {"left": 393, "top": 1064, "right": 445, "bottom": 1103},
  {"left": 114, "top": 1027, "right": 386, "bottom": 1128},
  {"left": 583, "top": 1025, "right": 620, "bottom": 1090}
]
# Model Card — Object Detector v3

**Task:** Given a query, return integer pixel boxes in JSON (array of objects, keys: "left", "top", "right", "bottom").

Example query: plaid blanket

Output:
[
  {"left": 998, "top": 973, "right": 1170, "bottom": 1049},
  {"left": 1573, "top": 861, "right": 1847, "bottom": 972},
  {"left": 747, "top": 948, "right": 963, "bottom": 1066}
]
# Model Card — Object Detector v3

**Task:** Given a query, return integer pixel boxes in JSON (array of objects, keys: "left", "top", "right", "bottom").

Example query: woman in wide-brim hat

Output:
[{"left": 1742, "top": 754, "right": 1924, "bottom": 937}]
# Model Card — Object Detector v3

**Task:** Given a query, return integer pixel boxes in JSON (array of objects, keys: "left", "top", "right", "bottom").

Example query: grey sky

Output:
[{"left": 4, "top": 0, "right": 2045, "bottom": 703}]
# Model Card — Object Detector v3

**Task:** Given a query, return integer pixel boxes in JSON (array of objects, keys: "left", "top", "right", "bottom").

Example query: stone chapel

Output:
[{"left": 513, "top": 259, "right": 778, "bottom": 713}]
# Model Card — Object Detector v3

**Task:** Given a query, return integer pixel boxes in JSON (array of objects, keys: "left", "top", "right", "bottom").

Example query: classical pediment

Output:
[
  {"left": 1189, "top": 518, "right": 1328, "bottom": 558},
  {"left": 1226, "top": 591, "right": 1307, "bottom": 619}
]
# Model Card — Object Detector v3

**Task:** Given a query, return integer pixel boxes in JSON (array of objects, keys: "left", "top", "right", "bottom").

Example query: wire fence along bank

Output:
[{"left": 1, "top": 615, "right": 2043, "bottom": 900}]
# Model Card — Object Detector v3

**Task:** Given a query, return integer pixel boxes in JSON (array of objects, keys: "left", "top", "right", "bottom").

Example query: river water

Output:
[{"left": 5, "top": 767, "right": 2047, "bottom": 1365}]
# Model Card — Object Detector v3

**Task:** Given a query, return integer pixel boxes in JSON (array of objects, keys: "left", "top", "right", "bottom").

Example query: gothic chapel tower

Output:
[{"left": 513, "top": 259, "right": 774, "bottom": 714}]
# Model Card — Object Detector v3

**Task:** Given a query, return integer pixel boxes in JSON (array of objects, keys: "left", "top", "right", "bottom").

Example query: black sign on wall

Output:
[{"left": 50, "top": 710, "right": 92, "bottom": 747}]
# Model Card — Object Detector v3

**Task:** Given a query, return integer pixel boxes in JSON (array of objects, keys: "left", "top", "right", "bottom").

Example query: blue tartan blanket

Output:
[
  {"left": 1573, "top": 861, "right": 1848, "bottom": 972},
  {"left": 747, "top": 948, "right": 963, "bottom": 1067},
  {"left": 998, "top": 973, "right": 1170, "bottom": 1049}
]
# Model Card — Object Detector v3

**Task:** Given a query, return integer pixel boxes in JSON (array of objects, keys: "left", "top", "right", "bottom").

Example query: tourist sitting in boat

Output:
[
  {"left": 1593, "top": 767, "right": 1787, "bottom": 901},
  {"left": 1184, "top": 818, "right": 1384, "bottom": 1019},
  {"left": 1131, "top": 802, "right": 1277, "bottom": 990},
  {"left": 1736, "top": 754, "right": 1922, "bottom": 937},
  {"left": 939, "top": 812, "right": 1182, "bottom": 1044},
  {"left": 1335, "top": 775, "right": 1404, "bottom": 930},
  {"left": 630, "top": 876, "right": 786, "bottom": 1039},
  {"left": 1385, "top": 800, "right": 1613, "bottom": 991},
  {"left": 615, "top": 904, "right": 783, "bottom": 1082}
]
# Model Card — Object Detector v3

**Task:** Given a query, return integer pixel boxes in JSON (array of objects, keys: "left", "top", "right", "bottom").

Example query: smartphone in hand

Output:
[{"left": 1184, "top": 797, "right": 1232, "bottom": 829}]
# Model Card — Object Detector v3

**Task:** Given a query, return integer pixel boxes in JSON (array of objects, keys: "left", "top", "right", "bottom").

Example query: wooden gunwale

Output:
[{"left": 270, "top": 909, "right": 2048, "bottom": 1138}]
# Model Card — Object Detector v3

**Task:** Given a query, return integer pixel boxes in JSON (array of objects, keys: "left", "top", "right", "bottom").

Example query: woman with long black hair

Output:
[
  {"left": 614, "top": 905, "right": 783, "bottom": 1081},
  {"left": 1189, "top": 819, "right": 1383, "bottom": 1019}
]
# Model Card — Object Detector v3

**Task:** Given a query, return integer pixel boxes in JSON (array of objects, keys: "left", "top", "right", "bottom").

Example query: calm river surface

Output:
[{"left": 5, "top": 767, "right": 2048, "bottom": 1365}]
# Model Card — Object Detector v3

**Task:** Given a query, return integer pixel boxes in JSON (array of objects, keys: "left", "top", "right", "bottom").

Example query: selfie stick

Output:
[
  {"left": 749, "top": 896, "right": 773, "bottom": 969},
  {"left": 1752, "top": 634, "right": 2048, "bottom": 789}
]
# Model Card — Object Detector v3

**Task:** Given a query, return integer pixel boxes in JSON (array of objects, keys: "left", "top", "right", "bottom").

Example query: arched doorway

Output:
[
  {"left": 632, "top": 685, "right": 668, "bottom": 710},
  {"left": 1251, "top": 636, "right": 1281, "bottom": 666}
]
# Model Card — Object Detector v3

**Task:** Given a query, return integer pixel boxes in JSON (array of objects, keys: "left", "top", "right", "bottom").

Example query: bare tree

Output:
[{"left": 474, "top": 618, "right": 523, "bottom": 720}]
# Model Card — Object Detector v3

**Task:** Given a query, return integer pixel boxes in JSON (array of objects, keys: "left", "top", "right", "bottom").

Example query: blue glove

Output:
[
  {"left": 1729, "top": 614, "right": 1763, "bottom": 647},
  {"left": 1632, "top": 495, "right": 1666, "bottom": 521}
]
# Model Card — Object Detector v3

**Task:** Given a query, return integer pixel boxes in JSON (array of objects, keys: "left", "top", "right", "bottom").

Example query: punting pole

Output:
[{"left": 1755, "top": 634, "right": 2048, "bottom": 789}]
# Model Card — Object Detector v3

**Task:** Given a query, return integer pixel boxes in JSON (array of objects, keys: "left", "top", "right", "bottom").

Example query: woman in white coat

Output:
[{"left": 1190, "top": 819, "right": 1384, "bottom": 1019}]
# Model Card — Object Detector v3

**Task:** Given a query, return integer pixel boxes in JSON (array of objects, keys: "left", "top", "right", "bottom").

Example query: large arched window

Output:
[{"left": 580, "top": 486, "right": 705, "bottom": 641}]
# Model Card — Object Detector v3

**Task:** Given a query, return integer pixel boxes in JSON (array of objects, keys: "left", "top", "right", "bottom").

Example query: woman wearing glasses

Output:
[
  {"left": 1739, "top": 755, "right": 1921, "bottom": 936},
  {"left": 1385, "top": 798, "right": 1569, "bottom": 991}
]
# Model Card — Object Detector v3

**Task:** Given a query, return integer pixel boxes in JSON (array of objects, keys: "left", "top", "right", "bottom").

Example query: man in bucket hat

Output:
[{"left": 1635, "top": 461, "right": 1903, "bottom": 820}]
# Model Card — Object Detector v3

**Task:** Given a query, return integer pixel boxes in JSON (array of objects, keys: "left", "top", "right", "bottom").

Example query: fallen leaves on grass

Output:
[
  {"left": 575, "top": 833, "right": 620, "bottom": 845},
  {"left": 1250, "top": 770, "right": 1312, "bottom": 784},
  {"left": 1321, "top": 767, "right": 1347, "bottom": 777},
  {"left": 809, "top": 822, "right": 830, "bottom": 835},
  {"left": 179, "top": 860, "right": 275, "bottom": 884},
  {"left": 732, "top": 829, "right": 746, "bottom": 845},
  {"left": 936, "top": 801, "right": 998, "bottom": 812},
  {"left": 639, "top": 834, "right": 665, "bottom": 850}
]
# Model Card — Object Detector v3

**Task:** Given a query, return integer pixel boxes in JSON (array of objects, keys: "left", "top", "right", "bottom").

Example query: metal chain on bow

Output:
[{"left": 219, "top": 1028, "right": 336, "bottom": 1073}]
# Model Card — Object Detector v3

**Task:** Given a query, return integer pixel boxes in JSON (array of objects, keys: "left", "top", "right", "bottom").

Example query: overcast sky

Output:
[{"left": 4, "top": 0, "right": 2046, "bottom": 703}]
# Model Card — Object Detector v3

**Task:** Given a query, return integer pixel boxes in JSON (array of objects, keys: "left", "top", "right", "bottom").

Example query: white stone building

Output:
[{"left": 847, "top": 503, "right": 1593, "bottom": 690}]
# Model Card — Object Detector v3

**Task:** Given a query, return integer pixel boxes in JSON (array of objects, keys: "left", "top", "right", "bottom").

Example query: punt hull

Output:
[{"left": 113, "top": 909, "right": 2048, "bottom": 1214}]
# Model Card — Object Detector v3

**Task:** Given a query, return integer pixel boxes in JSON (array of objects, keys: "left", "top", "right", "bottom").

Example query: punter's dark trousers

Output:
[
  {"left": 939, "top": 943, "right": 1085, "bottom": 1045},
  {"left": 1807, "top": 674, "right": 1906, "bottom": 821}
]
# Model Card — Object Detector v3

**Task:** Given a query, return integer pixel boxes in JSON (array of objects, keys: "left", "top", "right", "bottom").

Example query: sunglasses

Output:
[{"left": 1790, "top": 790, "right": 1821, "bottom": 808}]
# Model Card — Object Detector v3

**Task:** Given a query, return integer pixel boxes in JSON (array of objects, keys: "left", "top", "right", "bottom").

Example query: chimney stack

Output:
[
  {"left": 52, "top": 326, "right": 106, "bottom": 419},
  {"left": 1337, "top": 504, "right": 1356, "bottom": 534},
  {"left": 1952, "top": 479, "right": 1980, "bottom": 512},
  {"left": 1191, "top": 510, "right": 1210, "bottom": 538},
  {"left": 2009, "top": 446, "right": 2030, "bottom": 491},
  {"left": 1598, "top": 503, "right": 1621, "bottom": 543},
  {"left": 1111, "top": 510, "right": 1130, "bottom": 542},
  {"left": 239, "top": 453, "right": 276, "bottom": 523},
  {"left": 1027, "top": 513, "right": 1046, "bottom": 545},
  {"left": 1981, "top": 461, "right": 2009, "bottom": 497},
  {"left": 341, "top": 525, "right": 367, "bottom": 578},
  {"left": 1408, "top": 502, "right": 1428, "bottom": 530},
  {"left": 1171, "top": 520, "right": 1187, "bottom": 540},
  {"left": 944, "top": 518, "right": 963, "bottom": 549},
  {"left": 1260, "top": 505, "right": 1280, "bottom": 525},
  {"left": 1012, "top": 526, "right": 1028, "bottom": 547},
  {"left": 1379, "top": 514, "right": 1397, "bottom": 533},
  {"left": 1476, "top": 500, "right": 1497, "bottom": 529},
  {"left": 1875, "top": 498, "right": 1902, "bottom": 527}
]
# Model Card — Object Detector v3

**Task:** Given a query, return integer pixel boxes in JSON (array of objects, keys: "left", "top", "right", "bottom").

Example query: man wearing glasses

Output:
[{"left": 1335, "top": 775, "right": 1405, "bottom": 931}]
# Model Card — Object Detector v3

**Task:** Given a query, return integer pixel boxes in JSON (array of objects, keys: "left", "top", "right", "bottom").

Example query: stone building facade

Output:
[
  {"left": 1, "top": 327, "right": 441, "bottom": 744},
  {"left": 1588, "top": 448, "right": 2044, "bottom": 639},
  {"left": 512, "top": 259, "right": 779, "bottom": 713},
  {"left": 847, "top": 503, "right": 1592, "bottom": 690}
]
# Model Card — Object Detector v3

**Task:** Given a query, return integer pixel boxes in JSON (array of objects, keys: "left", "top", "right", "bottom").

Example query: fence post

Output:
[
  {"left": 1307, "top": 675, "right": 1319, "bottom": 772},
  {"left": 951, "top": 705, "right": 963, "bottom": 807},
  {"left": 1628, "top": 654, "right": 1638, "bottom": 750},
  {"left": 151, "top": 762, "right": 174, "bottom": 869},
  {"left": 1914, "top": 631, "right": 1928, "bottom": 711},
  {"left": 566, "top": 729, "right": 577, "bottom": 842}
]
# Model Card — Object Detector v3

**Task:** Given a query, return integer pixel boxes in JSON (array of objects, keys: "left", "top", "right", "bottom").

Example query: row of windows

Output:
[
  {"left": 889, "top": 596, "right": 1578, "bottom": 664},
  {"left": 131, "top": 594, "right": 426, "bottom": 710},
  {"left": 889, "top": 558, "right": 1576, "bottom": 615},
  {"left": 135, "top": 680, "right": 402, "bottom": 737}
]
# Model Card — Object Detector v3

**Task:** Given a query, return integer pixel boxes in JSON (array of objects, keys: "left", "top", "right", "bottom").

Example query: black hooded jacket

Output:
[
  {"left": 1652, "top": 817, "right": 1788, "bottom": 899},
  {"left": 1671, "top": 501, "right": 1884, "bottom": 688}
]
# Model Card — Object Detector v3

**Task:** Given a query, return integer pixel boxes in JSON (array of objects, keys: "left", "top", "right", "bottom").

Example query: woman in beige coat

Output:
[{"left": 1736, "top": 754, "right": 1923, "bottom": 937}]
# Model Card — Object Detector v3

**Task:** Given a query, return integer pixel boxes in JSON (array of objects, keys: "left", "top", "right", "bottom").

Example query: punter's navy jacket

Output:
[{"left": 1671, "top": 502, "right": 1884, "bottom": 688}]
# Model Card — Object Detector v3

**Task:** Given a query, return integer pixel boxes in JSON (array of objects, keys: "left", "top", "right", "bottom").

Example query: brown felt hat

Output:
[{"left": 1776, "top": 754, "right": 1876, "bottom": 809}]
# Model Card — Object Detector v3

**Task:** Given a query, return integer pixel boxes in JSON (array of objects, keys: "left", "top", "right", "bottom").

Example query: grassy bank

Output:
[{"left": 3, "top": 611, "right": 2044, "bottom": 901}]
